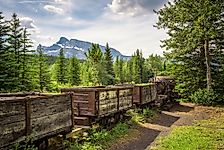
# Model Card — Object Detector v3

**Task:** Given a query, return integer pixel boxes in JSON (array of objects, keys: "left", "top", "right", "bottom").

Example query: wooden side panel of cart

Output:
[{"left": 0, "top": 94, "right": 72, "bottom": 149}]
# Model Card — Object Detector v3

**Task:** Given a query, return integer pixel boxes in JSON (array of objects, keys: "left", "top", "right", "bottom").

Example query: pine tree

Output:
[
  {"left": 114, "top": 56, "right": 119, "bottom": 83},
  {"left": 132, "top": 49, "right": 144, "bottom": 84},
  {"left": 19, "top": 28, "right": 34, "bottom": 91},
  {"left": 84, "top": 43, "right": 107, "bottom": 85},
  {"left": 118, "top": 58, "right": 124, "bottom": 84},
  {"left": 37, "top": 44, "right": 51, "bottom": 92},
  {"left": 104, "top": 43, "right": 115, "bottom": 85},
  {"left": 146, "top": 54, "right": 163, "bottom": 77},
  {"left": 69, "top": 55, "right": 80, "bottom": 86},
  {"left": 56, "top": 48, "right": 67, "bottom": 84},
  {"left": 127, "top": 59, "right": 133, "bottom": 82},
  {"left": 0, "top": 12, "right": 11, "bottom": 92},
  {"left": 155, "top": 0, "right": 224, "bottom": 92},
  {"left": 7, "top": 13, "right": 23, "bottom": 91},
  {"left": 113, "top": 56, "right": 124, "bottom": 84}
]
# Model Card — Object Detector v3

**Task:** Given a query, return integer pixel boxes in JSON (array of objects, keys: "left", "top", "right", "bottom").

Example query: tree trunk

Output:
[{"left": 204, "top": 39, "right": 212, "bottom": 91}]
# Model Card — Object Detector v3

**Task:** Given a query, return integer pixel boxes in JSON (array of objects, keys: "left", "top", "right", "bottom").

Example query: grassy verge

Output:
[
  {"left": 151, "top": 107, "right": 224, "bottom": 150},
  {"left": 127, "top": 108, "right": 157, "bottom": 124},
  {"left": 66, "top": 108, "right": 157, "bottom": 150},
  {"left": 66, "top": 122, "right": 130, "bottom": 150}
]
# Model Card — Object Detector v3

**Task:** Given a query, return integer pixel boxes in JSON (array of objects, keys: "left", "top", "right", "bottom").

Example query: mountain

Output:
[{"left": 38, "top": 37, "right": 131, "bottom": 60}]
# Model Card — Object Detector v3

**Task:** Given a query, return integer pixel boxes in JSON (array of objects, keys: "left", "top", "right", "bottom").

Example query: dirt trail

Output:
[{"left": 108, "top": 103, "right": 215, "bottom": 150}]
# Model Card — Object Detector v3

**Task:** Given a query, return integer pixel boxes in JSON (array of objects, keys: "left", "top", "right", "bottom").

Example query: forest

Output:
[
  {"left": 0, "top": 12, "right": 164, "bottom": 93},
  {"left": 1, "top": 0, "right": 224, "bottom": 150},
  {"left": 1, "top": 0, "right": 224, "bottom": 105}
]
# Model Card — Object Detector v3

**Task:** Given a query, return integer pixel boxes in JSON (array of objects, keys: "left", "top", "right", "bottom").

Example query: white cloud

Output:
[
  {"left": 36, "top": 35, "right": 54, "bottom": 41},
  {"left": 34, "top": 11, "right": 166, "bottom": 57},
  {"left": 32, "top": 35, "right": 55, "bottom": 46},
  {"left": 65, "top": 16, "right": 73, "bottom": 21},
  {"left": 55, "top": 0, "right": 70, "bottom": 4},
  {"left": 108, "top": 0, "right": 146, "bottom": 16},
  {"left": 20, "top": 17, "right": 39, "bottom": 33},
  {"left": 16, "top": 0, "right": 167, "bottom": 56},
  {"left": 18, "top": 0, "right": 53, "bottom": 4},
  {"left": 108, "top": 0, "right": 167, "bottom": 16},
  {"left": 43, "top": 5, "right": 64, "bottom": 15},
  {"left": 71, "top": 16, "right": 166, "bottom": 56},
  {"left": 20, "top": 17, "right": 36, "bottom": 28}
]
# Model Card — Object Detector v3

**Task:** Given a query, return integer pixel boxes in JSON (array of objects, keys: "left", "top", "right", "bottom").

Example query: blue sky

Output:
[{"left": 0, "top": 0, "right": 168, "bottom": 56}]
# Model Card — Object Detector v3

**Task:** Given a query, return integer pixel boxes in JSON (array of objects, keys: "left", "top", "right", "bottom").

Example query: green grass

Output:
[
  {"left": 67, "top": 122, "right": 130, "bottom": 150},
  {"left": 127, "top": 108, "right": 156, "bottom": 124},
  {"left": 152, "top": 126, "right": 224, "bottom": 150},
  {"left": 67, "top": 108, "right": 156, "bottom": 150},
  {"left": 151, "top": 108, "right": 224, "bottom": 150},
  {"left": 11, "top": 143, "right": 37, "bottom": 150}
]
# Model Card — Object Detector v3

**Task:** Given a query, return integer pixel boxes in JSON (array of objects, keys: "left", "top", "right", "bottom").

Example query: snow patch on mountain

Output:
[{"left": 38, "top": 37, "right": 131, "bottom": 60}]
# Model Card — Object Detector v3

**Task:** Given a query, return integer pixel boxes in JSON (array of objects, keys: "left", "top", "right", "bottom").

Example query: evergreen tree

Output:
[
  {"left": 114, "top": 56, "right": 119, "bottom": 83},
  {"left": 126, "top": 59, "right": 133, "bottom": 82},
  {"left": 132, "top": 49, "right": 144, "bottom": 84},
  {"left": 85, "top": 43, "right": 103, "bottom": 64},
  {"left": 113, "top": 56, "right": 124, "bottom": 84},
  {"left": 7, "top": 13, "right": 23, "bottom": 91},
  {"left": 84, "top": 43, "right": 107, "bottom": 85},
  {"left": 19, "top": 28, "right": 33, "bottom": 91},
  {"left": 118, "top": 58, "right": 124, "bottom": 84},
  {"left": 37, "top": 45, "right": 51, "bottom": 92},
  {"left": 155, "top": 0, "right": 224, "bottom": 92},
  {"left": 104, "top": 43, "right": 115, "bottom": 85},
  {"left": 69, "top": 55, "right": 80, "bottom": 86},
  {"left": 56, "top": 48, "right": 67, "bottom": 84},
  {"left": 0, "top": 12, "right": 11, "bottom": 92},
  {"left": 146, "top": 54, "right": 163, "bottom": 77}
]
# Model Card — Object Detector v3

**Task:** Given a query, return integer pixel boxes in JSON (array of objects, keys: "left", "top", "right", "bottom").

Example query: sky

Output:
[{"left": 0, "top": 0, "right": 169, "bottom": 57}]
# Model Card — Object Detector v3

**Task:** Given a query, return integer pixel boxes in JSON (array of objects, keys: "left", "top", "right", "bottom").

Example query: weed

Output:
[
  {"left": 68, "top": 122, "right": 130, "bottom": 150},
  {"left": 127, "top": 108, "right": 156, "bottom": 124},
  {"left": 11, "top": 142, "right": 37, "bottom": 150}
]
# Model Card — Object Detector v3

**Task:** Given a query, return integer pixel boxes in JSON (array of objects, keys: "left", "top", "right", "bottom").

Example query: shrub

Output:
[
  {"left": 67, "top": 123, "right": 129, "bottom": 150},
  {"left": 127, "top": 109, "right": 144, "bottom": 124},
  {"left": 127, "top": 108, "right": 156, "bottom": 124},
  {"left": 190, "top": 89, "right": 218, "bottom": 105},
  {"left": 143, "top": 108, "right": 156, "bottom": 118},
  {"left": 111, "top": 122, "right": 129, "bottom": 137}
]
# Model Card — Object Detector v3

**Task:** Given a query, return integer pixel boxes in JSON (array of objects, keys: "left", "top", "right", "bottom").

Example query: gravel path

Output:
[{"left": 108, "top": 103, "right": 214, "bottom": 150}]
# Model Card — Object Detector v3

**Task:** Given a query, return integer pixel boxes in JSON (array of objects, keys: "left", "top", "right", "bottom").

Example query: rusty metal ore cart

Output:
[
  {"left": 61, "top": 87, "right": 133, "bottom": 126},
  {"left": 0, "top": 93, "right": 73, "bottom": 150}
]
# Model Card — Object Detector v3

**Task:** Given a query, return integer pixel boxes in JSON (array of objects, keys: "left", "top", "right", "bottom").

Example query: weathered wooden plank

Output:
[
  {"left": 141, "top": 86, "right": 152, "bottom": 104},
  {"left": 31, "top": 95, "right": 70, "bottom": 108},
  {"left": 88, "top": 91, "right": 96, "bottom": 115},
  {"left": 0, "top": 93, "right": 72, "bottom": 150},
  {"left": 73, "top": 95, "right": 89, "bottom": 101},
  {"left": 0, "top": 121, "right": 26, "bottom": 147},
  {"left": 31, "top": 110, "right": 72, "bottom": 138},
  {"left": 73, "top": 102, "right": 88, "bottom": 109},
  {"left": 0, "top": 101, "right": 26, "bottom": 125},
  {"left": 30, "top": 95, "right": 71, "bottom": 119},
  {"left": 25, "top": 99, "right": 31, "bottom": 135},
  {"left": 98, "top": 90, "right": 119, "bottom": 115},
  {"left": 0, "top": 98, "right": 26, "bottom": 148},
  {"left": 151, "top": 85, "right": 157, "bottom": 100},
  {"left": 31, "top": 103, "right": 70, "bottom": 119},
  {"left": 30, "top": 94, "right": 72, "bottom": 139},
  {"left": 73, "top": 109, "right": 94, "bottom": 116}
]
